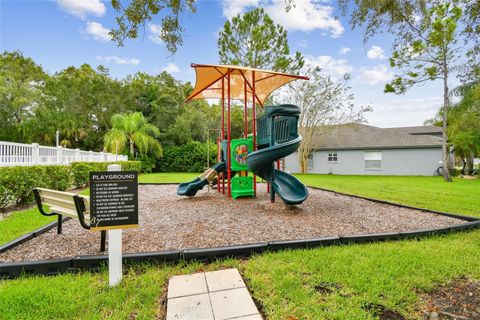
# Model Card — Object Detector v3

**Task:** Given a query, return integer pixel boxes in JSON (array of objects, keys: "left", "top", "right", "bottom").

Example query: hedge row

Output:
[
  {"left": 70, "top": 161, "right": 142, "bottom": 187},
  {"left": 157, "top": 141, "right": 218, "bottom": 172},
  {"left": 0, "top": 161, "right": 141, "bottom": 211}
]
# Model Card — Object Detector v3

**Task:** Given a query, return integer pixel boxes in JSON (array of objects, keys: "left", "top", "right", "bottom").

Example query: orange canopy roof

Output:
[{"left": 186, "top": 63, "right": 308, "bottom": 106}]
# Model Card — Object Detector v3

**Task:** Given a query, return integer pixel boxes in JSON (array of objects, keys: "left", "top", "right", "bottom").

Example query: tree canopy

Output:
[
  {"left": 448, "top": 83, "right": 480, "bottom": 173},
  {"left": 339, "top": 0, "right": 479, "bottom": 81},
  {"left": 104, "top": 112, "right": 162, "bottom": 158},
  {"left": 0, "top": 51, "right": 248, "bottom": 152},
  {"left": 275, "top": 66, "right": 370, "bottom": 173},
  {"left": 217, "top": 8, "right": 303, "bottom": 72},
  {"left": 338, "top": 0, "right": 469, "bottom": 182},
  {"left": 0, "top": 51, "right": 47, "bottom": 142},
  {"left": 109, "top": 0, "right": 196, "bottom": 54}
]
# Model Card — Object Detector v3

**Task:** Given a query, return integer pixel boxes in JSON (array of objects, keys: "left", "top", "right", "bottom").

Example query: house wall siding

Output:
[{"left": 284, "top": 148, "right": 442, "bottom": 176}]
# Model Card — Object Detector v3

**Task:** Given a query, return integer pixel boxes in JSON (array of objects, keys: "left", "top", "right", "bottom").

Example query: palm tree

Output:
[{"left": 104, "top": 112, "right": 162, "bottom": 159}]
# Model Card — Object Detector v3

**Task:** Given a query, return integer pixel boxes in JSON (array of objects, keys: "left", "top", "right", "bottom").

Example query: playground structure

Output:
[{"left": 177, "top": 64, "right": 309, "bottom": 205}]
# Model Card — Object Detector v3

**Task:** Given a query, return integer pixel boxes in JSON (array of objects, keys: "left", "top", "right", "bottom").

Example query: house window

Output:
[
  {"left": 328, "top": 153, "right": 338, "bottom": 162},
  {"left": 365, "top": 151, "right": 382, "bottom": 170},
  {"left": 307, "top": 153, "right": 314, "bottom": 170}
]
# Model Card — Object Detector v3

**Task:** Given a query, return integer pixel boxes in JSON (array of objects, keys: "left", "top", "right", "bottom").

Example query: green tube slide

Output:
[{"left": 246, "top": 104, "right": 308, "bottom": 205}]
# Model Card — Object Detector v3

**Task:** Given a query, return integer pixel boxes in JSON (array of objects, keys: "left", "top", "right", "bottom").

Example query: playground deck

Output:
[{"left": 0, "top": 184, "right": 467, "bottom": 263}]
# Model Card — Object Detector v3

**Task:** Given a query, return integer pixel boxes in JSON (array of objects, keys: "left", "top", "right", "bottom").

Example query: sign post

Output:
[{"left": 89, "top": 164, "right": 138, "bottom": 287}]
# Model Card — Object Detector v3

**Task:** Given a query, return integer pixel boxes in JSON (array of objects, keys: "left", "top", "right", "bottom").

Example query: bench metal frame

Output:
[{"left": 33, "top": 189, "right": 106, "bottom": 252}]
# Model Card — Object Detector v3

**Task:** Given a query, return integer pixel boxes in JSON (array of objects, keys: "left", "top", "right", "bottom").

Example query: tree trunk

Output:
[
  {"left": 298, "top": 147, "right": 308, "bottom": 174},
  {"left": 441, "top": 69, "right": 453, "bottom": 182},
  {"left": 461, "top": 157, "right": 467, "bottom": 175},
  {"left": 466, "top": 154, "right": 474, "bottom": 175},
  {"left": 129, "top": 139, "right": 134, "bottom": 159}
]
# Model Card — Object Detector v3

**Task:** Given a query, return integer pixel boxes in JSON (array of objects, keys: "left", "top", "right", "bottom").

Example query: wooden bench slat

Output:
[
  {"left": 49, "top": 205, "right": 80, "bottom": 218},
  {"left": 36, "top": 187, "right": 76, "bottom": 199},
  {"left": 35, "top": 187, "right": 91, "bottom": 218},
  {"left": 40, "top": 195, "right": 77, "bottom": 210},
  {"left": 37, "top": 189, "right": 90, "bottom": 213}
]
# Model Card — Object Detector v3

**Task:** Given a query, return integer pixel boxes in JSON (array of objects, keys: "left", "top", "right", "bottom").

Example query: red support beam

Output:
[
  {"left": 252, "top": 71, "right": 257, "bottom": 197},
  {"left": 217, "top": 137, "right": 221, "bottom": 192},
  {"left": 227, "top": 73, "right": 232, "bottom": 198},
  {"left": 221, "top": 77, "right": 225, "bottom": 141},
  {"left": 238, "top": 71, "right": 264, "bottom": 108},
  {"left": 244, "top": 78, "right": 248, "bottom": 137},
  {"left": 221, "top": 77, "right": 225, "bottom": 195}
]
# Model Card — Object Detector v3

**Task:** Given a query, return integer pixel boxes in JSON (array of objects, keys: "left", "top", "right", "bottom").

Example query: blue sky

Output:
[{"left": 0, "top": 0, "right": 449, "bottom": 127}]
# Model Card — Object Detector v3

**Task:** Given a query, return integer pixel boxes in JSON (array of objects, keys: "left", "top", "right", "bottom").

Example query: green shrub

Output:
[
  {"left": 71, "top": 162, "right": 91, "bottom": 188},
  {"left": 138, "top": 155, "right": 158, "bottom": 173},
  {"left": 70, "top": 161, "right": 142, "bottom": 188},
  {"left": 157, "top": 141, "right": 217, "bottom": 172},
  {"left": 0, "top": 165, "right": 71, "bottom": 211}
]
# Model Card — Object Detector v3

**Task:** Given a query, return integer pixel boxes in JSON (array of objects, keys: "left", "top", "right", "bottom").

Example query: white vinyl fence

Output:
[{"left": 0, "top": 141, "right": 127, "bottom": 167}]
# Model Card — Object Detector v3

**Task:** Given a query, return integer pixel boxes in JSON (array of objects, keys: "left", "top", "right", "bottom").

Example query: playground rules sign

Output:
[{"left": 89, "top": 171, "right": 139, "bottom": 231}]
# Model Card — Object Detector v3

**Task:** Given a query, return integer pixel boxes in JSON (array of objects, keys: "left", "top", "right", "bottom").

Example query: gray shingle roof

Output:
[
  {"left": 307, "top": 123, "right": 442, "bottom": 150},
  {"left": 388, "top": 125, "right": 442, "bottom": 135}
]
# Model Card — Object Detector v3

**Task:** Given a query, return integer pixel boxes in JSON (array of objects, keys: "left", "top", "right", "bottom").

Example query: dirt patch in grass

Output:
[
  {"left": 0, "top": 184, "right": 468, "bottom": 263},
  {"left": 363, "top": 303, "right": 406, "bottom": 320},
  {"left": 420, "top": 278, "right": 480, "bottom": 319},
  {"left": 314, "top": 282, "right": 343, "bottom": 295}
]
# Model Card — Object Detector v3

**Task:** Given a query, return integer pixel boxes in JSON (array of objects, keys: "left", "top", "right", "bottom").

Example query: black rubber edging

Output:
[
  {"left": 2, "top": 221, "right": 480, "bottom": 279},
  {"left": 0, "top": 217, "right": 71, "bottom": 254},
  {"left": 0, "top": 258, "right": 72, "bottom": 279},
  {"left": 0, "top": 250, "right": 182, "bottom": 279},
  {"left": 268, "top": 236, "right": 340, "bottom": 251},
  {"left": 182, "top": 242, "right": 268, "bottom": 261}
]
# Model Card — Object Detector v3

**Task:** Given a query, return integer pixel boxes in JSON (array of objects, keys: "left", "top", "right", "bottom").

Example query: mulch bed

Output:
[
  {"left": 420, "top": 278, "right": 480, "bottom": 319},
  {"left": 0, "top": 184, "right": 468, "bottom": 263}
]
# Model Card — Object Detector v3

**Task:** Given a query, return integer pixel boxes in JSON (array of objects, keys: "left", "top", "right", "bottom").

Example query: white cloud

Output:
[
  {"left": 265, "top": 0, "right": 344, "bottom": 37},
  {"left": 162, "top": 63, "right": 180, "bottom": 73},
  {"left": 339, "top": 47, "right": 351, "bottom": 55},
  {"left": 298, "top": 39, "right": 308, "bottom": 47},
  {"left": 96, "top": 56, "right": 140, "bottom": 65},
  {"left": 357, "top": 64, "right": 393, "bottom": 86},
  {"left": 219, "top": 0, "right": 343, "bottom": 38},
  {"left": 304, "top": 55, "right": 353, "bottom": 78},
  {"left": 57, "top": 0, "right": 106, "bottom": 19},
  {"left": 148, "top": 23, "right": 163, "bottom": 44},
  {"left": 85, "top": 21, "right": 111, "bottom": 42},
  {"left": 365, "top": 96, "right": 442, "bottom": 127},
  {"left": 366, "top": 45, "right": 386, "bottom": 60},
  {"left": 222, "top": 0, "right": 260, "bottom": 19}
]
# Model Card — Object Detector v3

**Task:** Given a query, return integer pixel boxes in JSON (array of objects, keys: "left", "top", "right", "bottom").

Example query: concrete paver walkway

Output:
[{"left": 166, "top": 268, "right": 262, "bottom": 320}]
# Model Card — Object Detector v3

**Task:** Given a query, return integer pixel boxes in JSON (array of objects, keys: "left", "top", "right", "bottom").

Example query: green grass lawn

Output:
[
  {"left": 296, "top": 174, "right": 480, "bottom": 217},
  {"left": 138, "top": 172, "right": 198, "bottom": 183},
  {"left": 1, "top": 173, "right": 479, "bottom": 319},
  {"left": 0, "top": 207, "right": 55, "bottom": 245}
]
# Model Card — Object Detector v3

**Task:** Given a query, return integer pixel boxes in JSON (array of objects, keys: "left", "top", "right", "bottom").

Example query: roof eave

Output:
[{"left": 313, "top": 145, "right": 443, "bottom": 151}]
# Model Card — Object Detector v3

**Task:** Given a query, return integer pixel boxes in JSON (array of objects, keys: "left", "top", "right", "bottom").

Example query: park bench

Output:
[{"left": 32, "top": 188, "right": 106, "bottom": 252}]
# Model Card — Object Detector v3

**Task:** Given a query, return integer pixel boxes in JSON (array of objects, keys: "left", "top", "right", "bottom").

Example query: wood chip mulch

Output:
[{"left": 0, "top": 184, "right": 468, "bottom": 263}]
